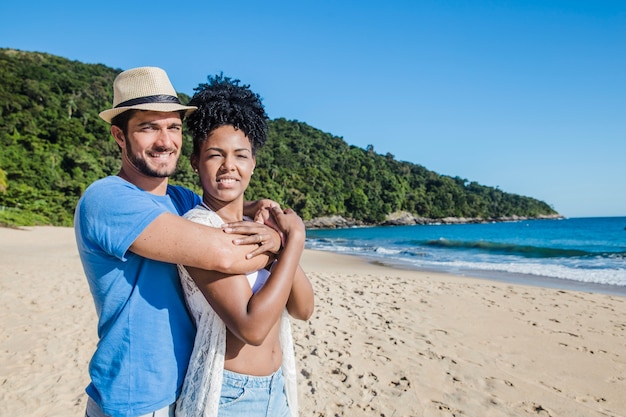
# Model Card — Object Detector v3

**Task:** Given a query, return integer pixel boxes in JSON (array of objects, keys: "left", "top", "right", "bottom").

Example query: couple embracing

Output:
[{"left": 75, "top": 67, "right": 314, "bottom": 417}]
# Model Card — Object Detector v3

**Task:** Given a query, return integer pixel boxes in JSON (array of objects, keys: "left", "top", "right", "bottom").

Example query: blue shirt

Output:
[{"left": 74, "top": 176, "right": 201, "bottom": 417}]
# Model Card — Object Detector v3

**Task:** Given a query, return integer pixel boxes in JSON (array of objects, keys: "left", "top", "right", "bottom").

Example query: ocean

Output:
[{"left": 305, "top": 216, "right": 626, "bottom": 296}]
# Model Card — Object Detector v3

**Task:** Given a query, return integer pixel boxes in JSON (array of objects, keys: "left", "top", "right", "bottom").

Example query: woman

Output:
[{"left": 176, "top": 74, "right": 314, "bottom": 417}]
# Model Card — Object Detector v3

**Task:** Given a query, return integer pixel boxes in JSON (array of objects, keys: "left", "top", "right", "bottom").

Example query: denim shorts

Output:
[{"left": 218, "top": 369, "right": 291, "bottom": 417}]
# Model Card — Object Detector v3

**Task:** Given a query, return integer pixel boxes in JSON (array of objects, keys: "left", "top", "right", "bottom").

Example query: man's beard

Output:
[{"left": 126, "top": 141, "right": 178, "bottom": 178}]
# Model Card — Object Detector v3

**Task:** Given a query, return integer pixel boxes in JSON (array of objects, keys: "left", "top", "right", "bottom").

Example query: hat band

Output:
[{"left": 115, "top": 94, "right": 181, "bottom": 108}]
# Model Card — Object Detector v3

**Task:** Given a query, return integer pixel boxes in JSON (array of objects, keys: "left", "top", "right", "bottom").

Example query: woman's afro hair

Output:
[{"left": 187, "top": 73, "right": 268, "bottom": 156}]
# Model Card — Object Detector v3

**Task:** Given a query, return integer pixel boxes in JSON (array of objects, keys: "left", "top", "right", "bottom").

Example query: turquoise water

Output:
[{"left": 306, "top": 217, "right": 626, "bottom": 295}]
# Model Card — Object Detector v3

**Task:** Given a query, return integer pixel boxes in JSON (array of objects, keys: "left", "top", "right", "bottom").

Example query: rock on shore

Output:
[{"left": 304, "top": 211, "right": 563, "bottom": 229}]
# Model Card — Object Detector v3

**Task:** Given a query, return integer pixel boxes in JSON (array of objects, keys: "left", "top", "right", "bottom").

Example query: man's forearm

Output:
[{"left": 131, "top": 212, "right": 270, "bottom": 274}]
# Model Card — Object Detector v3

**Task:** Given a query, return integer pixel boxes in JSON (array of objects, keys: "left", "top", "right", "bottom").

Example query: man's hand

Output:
[{"left": 222, "top": 220, "right": 282, "bottom": 259}]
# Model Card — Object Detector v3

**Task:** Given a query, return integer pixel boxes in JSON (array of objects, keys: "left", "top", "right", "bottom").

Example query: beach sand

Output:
[{"left": 1, "top": 226, "right": 625, "bottom": 417}]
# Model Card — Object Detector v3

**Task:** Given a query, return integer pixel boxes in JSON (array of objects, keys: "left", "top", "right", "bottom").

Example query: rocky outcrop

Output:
[
  {"left": 304, "top": 211, "right": 563, "bottom": 229},
  {"left": 303, "top": 216, "right": 364, "bottom": 229}
]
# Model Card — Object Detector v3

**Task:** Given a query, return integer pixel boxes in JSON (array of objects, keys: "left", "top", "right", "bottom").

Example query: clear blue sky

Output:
[{"left": 2, "top": 0, "right": 624, "bottom": 218}]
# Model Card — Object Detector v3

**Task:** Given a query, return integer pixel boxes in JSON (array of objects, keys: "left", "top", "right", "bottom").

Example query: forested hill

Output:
[{"left": 0, "top": 48, "right": 559, "bottom": 227}]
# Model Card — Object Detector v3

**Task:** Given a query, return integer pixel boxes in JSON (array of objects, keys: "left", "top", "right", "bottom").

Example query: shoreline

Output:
[
  {"left": 302, "top": 242, "right": 626, "bottom": 298},
  {"left": 306, "top": 216, "right": 626, "bottom": 300},
  {"left": 2, "top": 226, "right": 625, "bottom": 416},
  {"left": 363, "top": 254, "right": 626, "bottom": 298}
]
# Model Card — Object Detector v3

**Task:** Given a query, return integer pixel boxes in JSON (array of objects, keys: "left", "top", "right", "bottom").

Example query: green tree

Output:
[{"left": 0, "top": 48, "right": 559, "bottom": 227}]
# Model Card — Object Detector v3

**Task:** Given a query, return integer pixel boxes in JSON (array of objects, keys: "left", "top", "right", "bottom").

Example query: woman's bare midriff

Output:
[{"left": 223, "top": 319, "right": 282, "bottom": 376}]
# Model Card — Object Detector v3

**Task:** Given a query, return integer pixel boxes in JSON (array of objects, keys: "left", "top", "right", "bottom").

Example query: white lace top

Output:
[{"left": 175, "top": 206, "right": 298, "bottom": 417}]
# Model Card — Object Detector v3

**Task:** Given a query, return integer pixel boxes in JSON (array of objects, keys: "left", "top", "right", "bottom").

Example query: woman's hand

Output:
[
  {"left": 268, "top": 207, "right": 305, "bottom": 246},
  {"left": 243, "top": 199, "right": 281, "bottom": 222}
]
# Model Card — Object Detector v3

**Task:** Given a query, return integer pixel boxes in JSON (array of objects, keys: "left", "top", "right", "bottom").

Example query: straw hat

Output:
[{"left": 99, "top": 67, "right": 196, "bottom": 123}]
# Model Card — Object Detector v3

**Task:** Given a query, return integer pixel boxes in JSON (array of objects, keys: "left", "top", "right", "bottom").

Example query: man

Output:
[{"left": 75, "top": 67, "right": 282, "bottom": 417}]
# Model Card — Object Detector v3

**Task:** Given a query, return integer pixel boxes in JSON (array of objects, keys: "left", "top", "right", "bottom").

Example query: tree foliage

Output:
[{"left": 0, "top": 48, "right": 558, "bottom": 227}]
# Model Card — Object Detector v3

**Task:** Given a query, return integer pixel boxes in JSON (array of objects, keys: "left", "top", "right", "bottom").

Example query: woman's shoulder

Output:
[{"left": 183, "top": 206, "right": 225, "bottom": 228}]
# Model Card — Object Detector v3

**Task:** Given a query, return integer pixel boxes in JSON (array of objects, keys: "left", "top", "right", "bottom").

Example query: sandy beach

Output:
[{"left": 1, "top": 226, "right": 625, "bottom": 417}]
